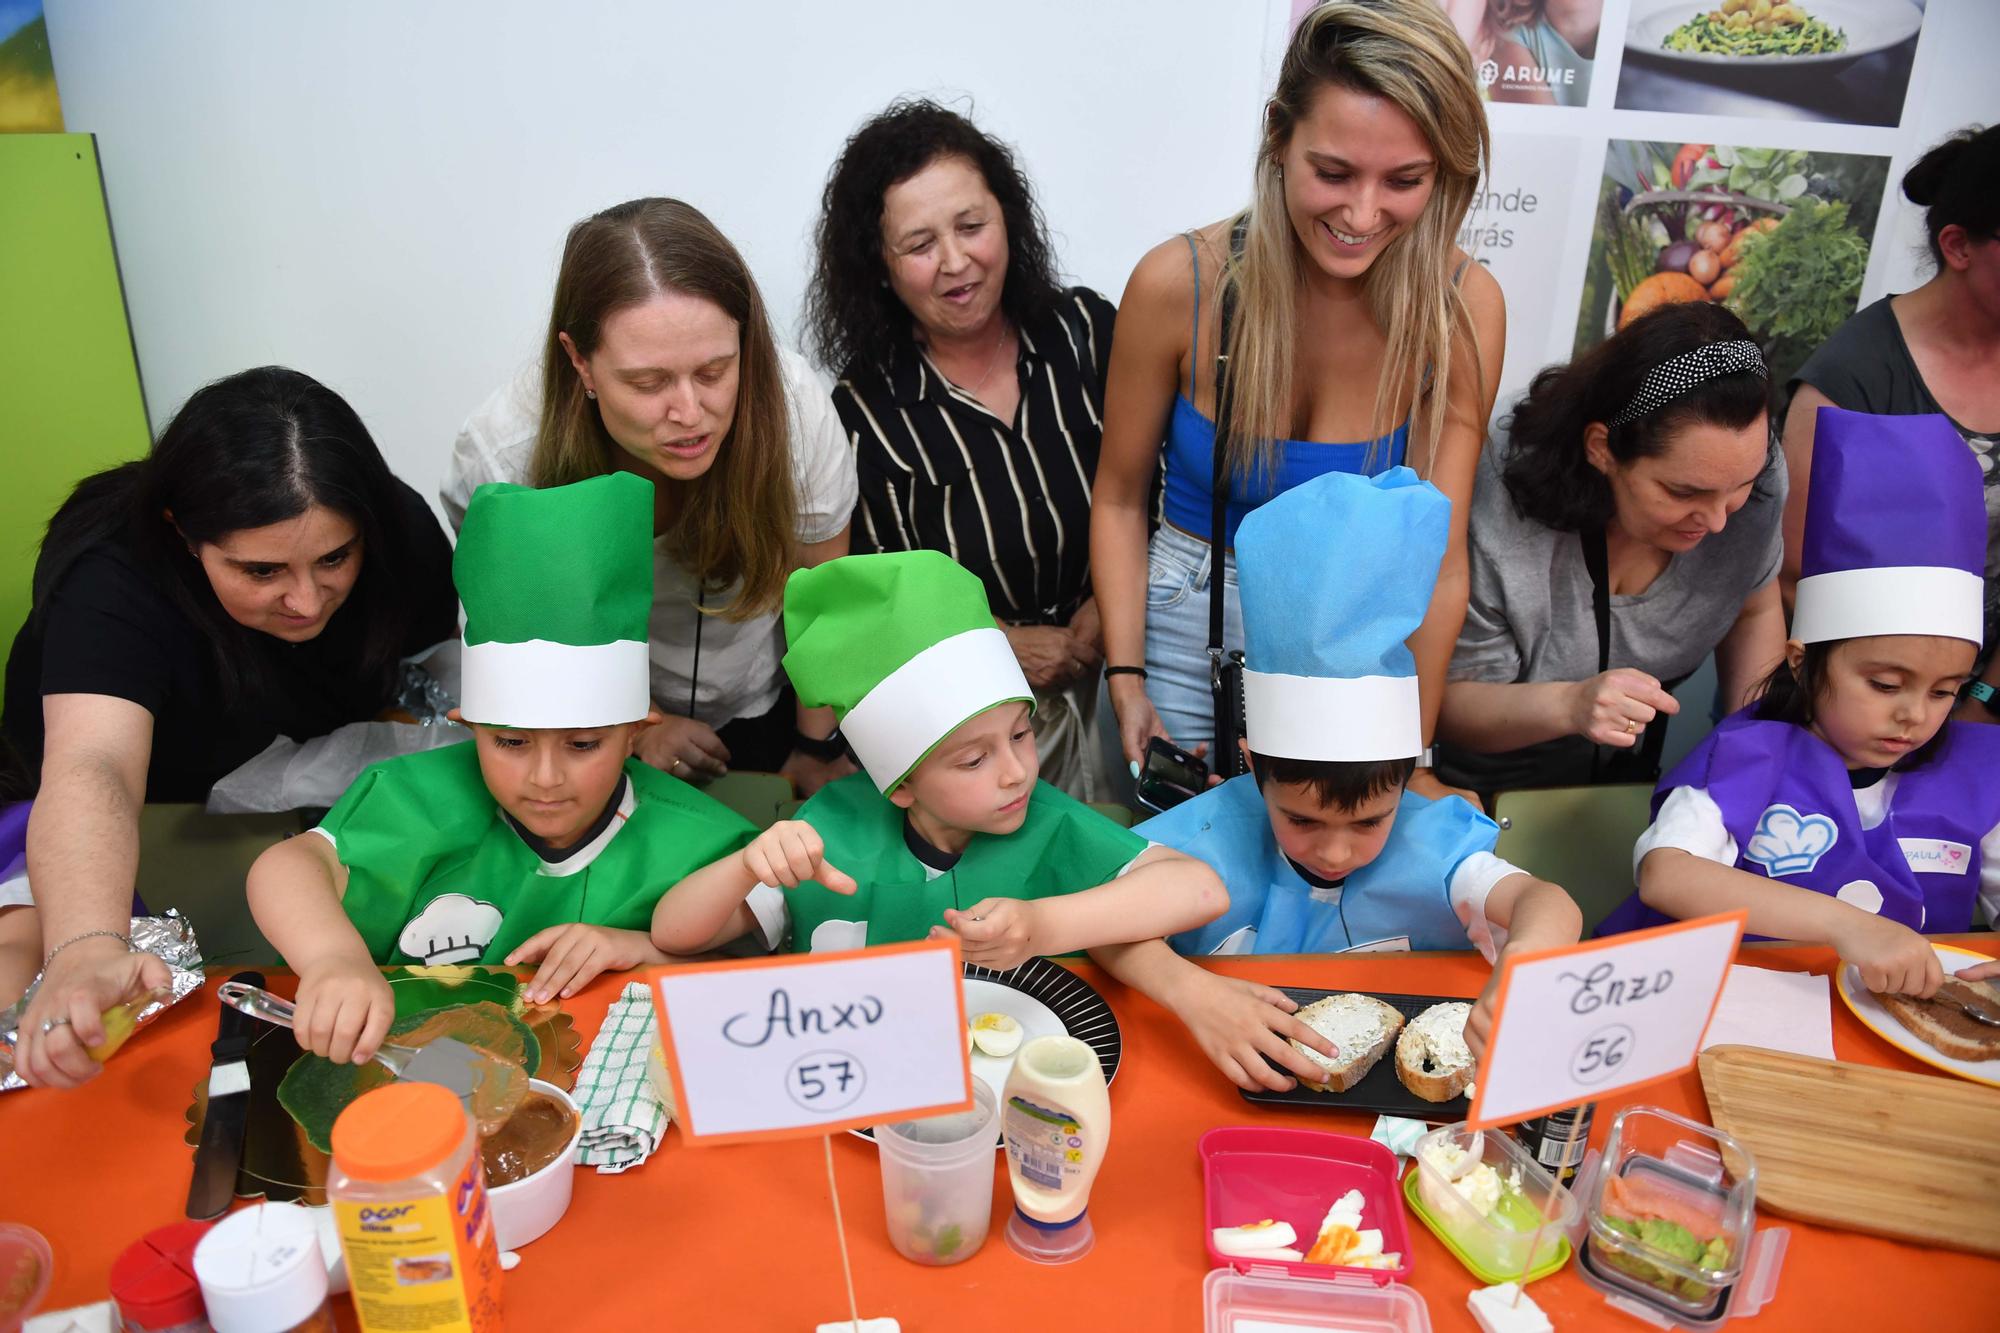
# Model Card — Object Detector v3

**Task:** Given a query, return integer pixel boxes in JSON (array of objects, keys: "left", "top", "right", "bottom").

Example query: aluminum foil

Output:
[
  {"left": 0, "top": 909, "right": 204, "bottom": 1092},
  {"left": 394, "top": 657, "right": 457, "bottom": 725}
]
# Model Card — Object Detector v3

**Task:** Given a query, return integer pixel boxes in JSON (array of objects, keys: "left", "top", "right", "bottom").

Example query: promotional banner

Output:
[{"left": 1573, "top": 138, "right": 1890, "bottom": 395}]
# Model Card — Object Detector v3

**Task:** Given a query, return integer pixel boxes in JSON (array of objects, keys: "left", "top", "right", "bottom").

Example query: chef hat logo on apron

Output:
[{"left": 398, "top": 893, "right": 505, "bottom": 965}]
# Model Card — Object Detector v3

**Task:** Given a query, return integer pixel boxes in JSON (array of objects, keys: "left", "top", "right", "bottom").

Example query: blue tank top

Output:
[
  {"left": 1160, "top": 235, "right": 1410, "bottom": 549},
  {"left": 1161, "top": 397, "right": 1409, "bottom": 549}
]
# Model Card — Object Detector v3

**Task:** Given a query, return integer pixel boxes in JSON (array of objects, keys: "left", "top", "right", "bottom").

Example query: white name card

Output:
[
  {"left": 647, "top": 939, "right": 973, "bottom": 1145},
  {"left": 1467, "top": 911, "right": 1746, "bottom": 1130}
]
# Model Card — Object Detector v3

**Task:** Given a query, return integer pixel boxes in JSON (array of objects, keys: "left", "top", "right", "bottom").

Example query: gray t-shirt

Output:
[{"left": 1437, "top": 430, "right": 1786, "bottom": 793}]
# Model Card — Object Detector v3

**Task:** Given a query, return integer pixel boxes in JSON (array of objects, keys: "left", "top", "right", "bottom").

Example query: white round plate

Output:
[
  {"left": 1835, "top": 941, "right": 2000, "bottom": 1088},
  {"left": 853, "top": 956, "right": 1121, "bottom": 1147},
  {"left": 1624, "top": 0, "right": 1923, "bottom": 68},
  {"left": 964, "top": 977, "right": 1063, "bottom": 1106}
]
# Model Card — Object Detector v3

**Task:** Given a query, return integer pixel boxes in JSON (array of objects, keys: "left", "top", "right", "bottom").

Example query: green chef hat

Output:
[
  {"left": 783, "top": 551, "right": 1031, "bottom": 791},
  {"left": 455, "top": 472, "right": 654, "bottom": 728}
]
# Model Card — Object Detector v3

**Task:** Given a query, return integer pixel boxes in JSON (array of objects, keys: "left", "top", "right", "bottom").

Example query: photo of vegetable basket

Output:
[{"left": 1574, "top": 141, "right": 1890, "bottom": 402}]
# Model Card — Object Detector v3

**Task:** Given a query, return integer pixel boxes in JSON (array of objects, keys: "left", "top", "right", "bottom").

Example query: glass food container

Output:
[{"left": 1582, "top": 1105, "right": 1757, "bottom": 1322}]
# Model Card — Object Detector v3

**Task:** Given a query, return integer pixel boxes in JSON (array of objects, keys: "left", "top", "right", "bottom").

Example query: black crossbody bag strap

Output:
[
  {"left": 1581, "top": 528, "right": 1674, "bottom": 781},
  {"left": 1209, "top": 221, "right": 1250, "bottom": 777}
]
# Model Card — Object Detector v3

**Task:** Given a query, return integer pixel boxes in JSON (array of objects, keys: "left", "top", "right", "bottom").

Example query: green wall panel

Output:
[{"left": 0, "top": 132, "right": 149, "bottom": 671}]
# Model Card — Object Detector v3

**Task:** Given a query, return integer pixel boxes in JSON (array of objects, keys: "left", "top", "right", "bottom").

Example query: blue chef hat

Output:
[
  {"left": 1234, "top": 466, "right": 1450, "bottom": 761},
  {"left": 1791, "top": 407, "right": 1985, "bottom": 646}
]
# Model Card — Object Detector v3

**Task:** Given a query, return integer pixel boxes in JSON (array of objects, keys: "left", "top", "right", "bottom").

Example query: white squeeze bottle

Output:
[{"left": 1001, "top": 1034, "right": 1110, "bottom": 1263}]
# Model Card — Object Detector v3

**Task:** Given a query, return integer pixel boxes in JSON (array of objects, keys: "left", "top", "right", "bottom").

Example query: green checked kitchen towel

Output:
[{"left": 574, "top": 982, "right": 670, "bottom": 1173}]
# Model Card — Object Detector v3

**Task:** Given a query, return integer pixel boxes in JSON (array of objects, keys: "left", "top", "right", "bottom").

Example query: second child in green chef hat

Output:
[
  {"left": 248, "top": 472, "right": 758, "bottom": 1065},
  {"left": 651, "top": 550, "right": 1228, "bottom": 968}
]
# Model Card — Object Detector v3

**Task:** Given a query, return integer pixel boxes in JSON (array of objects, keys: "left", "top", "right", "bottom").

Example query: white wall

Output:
[
  {"left": 41, "top": 0, "right": 1278, "bottom": 503},
  {"left": 42, "top": 0, "right": 2000, "bottom": 509}
]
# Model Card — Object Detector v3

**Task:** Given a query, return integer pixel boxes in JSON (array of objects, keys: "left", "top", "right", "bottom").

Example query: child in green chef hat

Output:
[
  {"left": 248, "top": 473, "right": 757, "bottom": 1065},
  {"left": 651, "top": 550, "right": 1233, "bottom": 973}
]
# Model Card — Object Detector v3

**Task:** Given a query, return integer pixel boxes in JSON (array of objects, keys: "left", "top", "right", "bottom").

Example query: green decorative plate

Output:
[{"left": 183, "top": 967, "right": 579, "bottom": 1206}]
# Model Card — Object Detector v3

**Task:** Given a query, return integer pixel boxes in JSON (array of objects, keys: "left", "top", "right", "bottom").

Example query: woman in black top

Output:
[
  {"left": 3, "top": 366, "right": 456, "bottom": 1086},
  {"left": 1782, "top": 126, "right": 2000, "bottom": 720},
  {"left": 806, "top": 99, "right": 1115, "bottom": 799}
]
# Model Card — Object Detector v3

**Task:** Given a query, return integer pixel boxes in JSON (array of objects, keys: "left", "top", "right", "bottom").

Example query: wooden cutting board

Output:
[{"left": 1699, "top": 1044, "right": 2000, "bottom": 1256}]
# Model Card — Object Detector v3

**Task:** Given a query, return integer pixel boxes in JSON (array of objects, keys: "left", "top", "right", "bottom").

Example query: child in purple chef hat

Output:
[{"left": 1605, "top": 406, "right": 2000, "bottom": 998}]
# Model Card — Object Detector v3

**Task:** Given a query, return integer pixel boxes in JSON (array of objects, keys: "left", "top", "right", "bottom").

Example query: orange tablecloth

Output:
[{"left": 7, "top": 945, "right": 1999, "bottom": 1331}]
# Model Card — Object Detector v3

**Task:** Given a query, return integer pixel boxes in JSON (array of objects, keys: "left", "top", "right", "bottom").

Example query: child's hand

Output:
[
  {"left": 742, "top": 821, "right": 857, "bottom": 894},
  {"left": 1955, "top": 958, "right": 2000, "bottom": 984},
  {"left": 1833, "top": 911, "right": 1944, "bottom": 997},
  {"left": 293, "top": 960, "right": 395, "bottom": 1065},
  {"left": 933, "top": 898, "right": 1040, "bottom": 971},
  {"left": 1466, "top": 970, "right": 1500, "bottom": 1064},
  {"left": 507, "top": 925, "right": 659, "bottom": 1004},
  {"left": 1173, "top": 969, "right": 1337, "bottom": 1092}
]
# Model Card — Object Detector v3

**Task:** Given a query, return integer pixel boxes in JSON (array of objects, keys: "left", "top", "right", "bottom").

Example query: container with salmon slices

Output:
[{"left": 1574, "top": 1105, "right": 1787, "bottom": 1329}]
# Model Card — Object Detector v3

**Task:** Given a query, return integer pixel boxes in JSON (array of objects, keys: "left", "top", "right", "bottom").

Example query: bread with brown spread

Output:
[{"left": 1877, "top": 976, "right": 2000, "bottom": 1062}]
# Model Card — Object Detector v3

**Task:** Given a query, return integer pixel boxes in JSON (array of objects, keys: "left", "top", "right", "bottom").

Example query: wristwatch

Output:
[
  {"left": 1968, "top": 680, "right": 2000, "bottom": 719},
  {"left": 792, "top": 729, "right": 848, "bottom": 762}
]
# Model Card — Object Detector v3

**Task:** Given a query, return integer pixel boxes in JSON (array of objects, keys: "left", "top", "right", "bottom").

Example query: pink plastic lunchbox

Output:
[{"left": 1200, "top": 1127, "right": 1430, "bottom": 1332}]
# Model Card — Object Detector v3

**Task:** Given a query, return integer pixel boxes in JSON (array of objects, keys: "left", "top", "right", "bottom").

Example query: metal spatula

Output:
[{"left": 218, "top": 981, "right": 527, "bottom": 1127}]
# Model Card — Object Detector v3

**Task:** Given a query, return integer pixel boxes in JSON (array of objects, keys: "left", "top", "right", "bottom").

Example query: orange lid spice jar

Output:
[{"left": 329, "top": 1082, "right": 502, "bottom": 1333}]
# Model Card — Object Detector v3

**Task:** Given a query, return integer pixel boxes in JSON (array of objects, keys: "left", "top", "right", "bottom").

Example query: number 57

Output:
[{"left": 795, "top": 1060, "right": 857, "bottom": 1099}]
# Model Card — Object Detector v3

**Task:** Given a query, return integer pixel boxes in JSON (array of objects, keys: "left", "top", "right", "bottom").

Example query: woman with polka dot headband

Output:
[{"left": 1433, "top": 302, "right": 1789, "bottom": 798}]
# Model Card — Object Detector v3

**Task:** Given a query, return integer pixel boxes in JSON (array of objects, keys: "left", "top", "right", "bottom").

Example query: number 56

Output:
[{"left": 1571, "top": 1024, "right": 1631, "bottom": 1084}]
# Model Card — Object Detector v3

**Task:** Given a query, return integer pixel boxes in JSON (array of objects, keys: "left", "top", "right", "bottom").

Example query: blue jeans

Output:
[{"left": 1143, "top": 522, "right": 1244, "bottom": 754}]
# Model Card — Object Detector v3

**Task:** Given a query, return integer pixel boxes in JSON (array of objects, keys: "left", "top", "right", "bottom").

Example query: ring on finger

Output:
[
  {"left": 1626, "top": 718, "right": 1641, "bottom": 735},
  {"left": 40, "top": 1014, "right": 72, "bottom": 1035}
]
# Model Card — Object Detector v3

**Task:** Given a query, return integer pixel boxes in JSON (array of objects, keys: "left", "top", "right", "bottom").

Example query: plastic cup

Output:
[{"left": 875, "top": 1081, "right": 1000, "bottom": 1265}]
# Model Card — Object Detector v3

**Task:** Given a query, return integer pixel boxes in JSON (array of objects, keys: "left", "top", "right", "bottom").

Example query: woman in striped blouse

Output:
[{"left": 806, "top": 100, "right": 1116, "bottom": 800}]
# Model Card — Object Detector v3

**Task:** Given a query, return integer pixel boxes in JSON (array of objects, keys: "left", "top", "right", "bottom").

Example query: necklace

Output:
[{"left": 937, "top": 321, "right": 1012, "bottom": 395}]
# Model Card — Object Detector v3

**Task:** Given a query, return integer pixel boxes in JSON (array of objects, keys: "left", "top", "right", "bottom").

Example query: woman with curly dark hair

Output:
[
  {"left": 1434, "top": 301, "right": 1788, "bottom": 796},
  {"left": 806, "top": 99, "right": 1115, "bottom": 798}
]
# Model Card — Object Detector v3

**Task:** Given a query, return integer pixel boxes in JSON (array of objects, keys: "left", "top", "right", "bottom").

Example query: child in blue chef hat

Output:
[{"left": 1123, "top": 467, "right": 1583, "bottom": 1091}]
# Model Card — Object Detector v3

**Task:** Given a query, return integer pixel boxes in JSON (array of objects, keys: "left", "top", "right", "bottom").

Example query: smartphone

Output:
[{"left": 1135, "top": 736, "right": 1210, "bottom": 813}]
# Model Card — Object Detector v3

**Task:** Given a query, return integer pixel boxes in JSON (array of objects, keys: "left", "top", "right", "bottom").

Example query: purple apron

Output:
[
  {"left": 0, "top": 801, "right": 27, "bottom": 887},
  {"left": 1600, "top": 710, "right": 2000, "bottom": 937}
]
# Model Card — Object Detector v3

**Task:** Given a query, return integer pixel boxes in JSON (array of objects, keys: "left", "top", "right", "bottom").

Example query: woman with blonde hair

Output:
[
  {"left": 1091, "top": 0, "right": 1504, "bottom": 797},
  {"left": 444, "top": 198, "right": 858, "bottom": 793}
]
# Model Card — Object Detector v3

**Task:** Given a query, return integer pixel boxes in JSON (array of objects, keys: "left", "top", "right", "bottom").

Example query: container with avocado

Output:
[
  {"left": 1598, "top": 1213, "right": 1734, "bottom": 1306},
  {"left": 1580, "top": 1107, "right": 1764, "bottom": 1324}
]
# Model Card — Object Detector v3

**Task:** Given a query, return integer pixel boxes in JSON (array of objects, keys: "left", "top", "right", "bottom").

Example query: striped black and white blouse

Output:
[{"left": 834, "top": 287, "right": 1116, "bottom": 626}]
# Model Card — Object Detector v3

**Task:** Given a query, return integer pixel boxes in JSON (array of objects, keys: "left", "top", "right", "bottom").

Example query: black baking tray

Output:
[{"left": 1237, "top": 987, "right": 1477, "bottom": 1122}]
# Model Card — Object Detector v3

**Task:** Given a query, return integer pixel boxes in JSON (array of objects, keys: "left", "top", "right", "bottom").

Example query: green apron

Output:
[
  {"left": 779, "top": 774, "right": 1147, "bottom": 953},
  {"left": 324, "top": 741, "right": 757, "bottom": 965}
]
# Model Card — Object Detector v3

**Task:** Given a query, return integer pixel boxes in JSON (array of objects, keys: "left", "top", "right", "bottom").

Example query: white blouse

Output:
[{"left": 441, "top": 347, "right": 857, "bottom": 726}]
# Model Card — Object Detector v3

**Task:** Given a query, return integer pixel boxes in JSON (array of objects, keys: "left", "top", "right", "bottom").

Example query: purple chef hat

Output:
[{"left": 1791, "top": 407, "right": 1985, "bottom": 646}]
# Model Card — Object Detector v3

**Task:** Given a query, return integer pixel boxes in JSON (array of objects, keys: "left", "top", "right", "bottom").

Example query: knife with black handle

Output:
[{"left": 185, "top": 969, "right": 266, "bottom": 1219}]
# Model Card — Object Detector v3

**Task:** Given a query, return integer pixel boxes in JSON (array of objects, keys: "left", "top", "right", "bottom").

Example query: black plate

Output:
[
  {"left": 854, "top": 955, "right": 1121, "bottom": 1141},
  {"left": 1238, "top": 987, "right": 1476, "bottom": 1122}
]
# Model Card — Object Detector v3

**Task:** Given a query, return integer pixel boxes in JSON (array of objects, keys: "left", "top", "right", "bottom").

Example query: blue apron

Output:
[{"left": 1136, "top": 776, "right": 1498, "bottom": 954}]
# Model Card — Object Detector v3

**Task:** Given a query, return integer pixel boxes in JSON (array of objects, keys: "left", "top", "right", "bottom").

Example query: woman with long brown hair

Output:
[
  {"left": 444, "top": 198, "right": 857, "bottom": 793},
  {"left": 1090, "top": 0, "right": 1504, "bottom": 799}
]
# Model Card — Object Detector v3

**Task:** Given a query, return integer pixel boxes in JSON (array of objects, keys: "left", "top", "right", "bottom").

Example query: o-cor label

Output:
[{"left": 333, "top": 1156, "right": 502, "bottom": 1332}]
